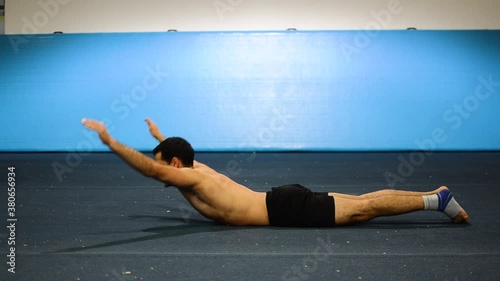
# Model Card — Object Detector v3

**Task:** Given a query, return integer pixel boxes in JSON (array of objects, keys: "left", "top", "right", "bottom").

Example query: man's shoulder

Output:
[{"left": 193, "top": 162, "right": 219, "bottom": 175}]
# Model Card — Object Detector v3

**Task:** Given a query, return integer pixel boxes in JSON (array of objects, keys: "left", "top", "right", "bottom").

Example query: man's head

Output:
[{"left": 152, "top": 137, "right": 194, "bottom": 168}]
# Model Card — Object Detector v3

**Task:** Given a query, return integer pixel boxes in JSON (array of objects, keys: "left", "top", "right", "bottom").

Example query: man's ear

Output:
[{"left": 171, "top": 157, "right": 182, "bottom": 168}]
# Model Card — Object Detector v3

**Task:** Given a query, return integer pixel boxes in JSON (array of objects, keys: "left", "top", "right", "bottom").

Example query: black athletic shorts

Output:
[{"left": 265, "top": 184, "right": 336, "bottom": 227}]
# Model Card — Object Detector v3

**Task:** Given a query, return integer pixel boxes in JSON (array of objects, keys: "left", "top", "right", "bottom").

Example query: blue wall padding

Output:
[{"left": 1, "top": 30, "right": 500, "bottom": 152}]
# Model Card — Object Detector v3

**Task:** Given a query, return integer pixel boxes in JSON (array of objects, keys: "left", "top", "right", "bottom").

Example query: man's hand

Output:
[
  {"left": 82, "top": 118, "right": 114, "bottom": 145},
  {"left": 145, "top": 118, "right": 166, "bottom": 142}
]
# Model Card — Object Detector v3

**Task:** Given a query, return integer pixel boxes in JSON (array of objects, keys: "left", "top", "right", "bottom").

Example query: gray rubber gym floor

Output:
[{"left": 1, "top": 152, "right": 499, "bottom": 281}]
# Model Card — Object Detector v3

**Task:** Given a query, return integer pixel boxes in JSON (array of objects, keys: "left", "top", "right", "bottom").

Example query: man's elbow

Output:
[{"left": 147, "top": 163, "right": 161, "bottom": 178}]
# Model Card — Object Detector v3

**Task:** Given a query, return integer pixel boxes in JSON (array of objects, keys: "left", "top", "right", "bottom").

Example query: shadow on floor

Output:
[
  {"left": 50, "top": 215, "right": 469, "bottom": 254},
  {"left": 50, "top": 215, "right": 237, "bottom": 254}
]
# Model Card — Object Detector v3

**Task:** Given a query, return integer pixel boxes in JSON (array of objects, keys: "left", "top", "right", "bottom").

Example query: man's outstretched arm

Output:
[
  {"left": 145, "top": 118, "right": 166, "bottom": 142},
  {"left": 82, "top": 118, "right": 198, "bottom": 187}
]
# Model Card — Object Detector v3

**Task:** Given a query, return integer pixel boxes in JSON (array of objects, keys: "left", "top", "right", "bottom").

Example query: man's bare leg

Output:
[
  {"left": 331, "top": 186, "right": 469, "bottom": 226},
  {"left": 331, "top": 186, "right": 447, "bottom": 200}
]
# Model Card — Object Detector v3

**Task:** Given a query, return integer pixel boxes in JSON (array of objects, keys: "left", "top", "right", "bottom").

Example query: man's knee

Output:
[
  {"left": 350, "top": 200, "right": 374, "bottom": 223},
  {"left": 334, "top": 197, "right": 374, "bottom": 225}
]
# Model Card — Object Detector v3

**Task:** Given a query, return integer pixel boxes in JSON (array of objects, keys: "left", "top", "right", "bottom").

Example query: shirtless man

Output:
[{"left": 81, "top": 118, "right": 469, "bottom": 227}]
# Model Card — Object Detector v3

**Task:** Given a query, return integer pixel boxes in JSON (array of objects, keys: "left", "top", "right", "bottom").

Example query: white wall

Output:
[{"left": 5, "top": 0, "right": 500, "bottom": 34}]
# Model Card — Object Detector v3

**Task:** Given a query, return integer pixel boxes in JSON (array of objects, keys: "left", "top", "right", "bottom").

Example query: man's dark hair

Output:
[{"left": 152, "top": 137, "right": 194, "bottom": 167}]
